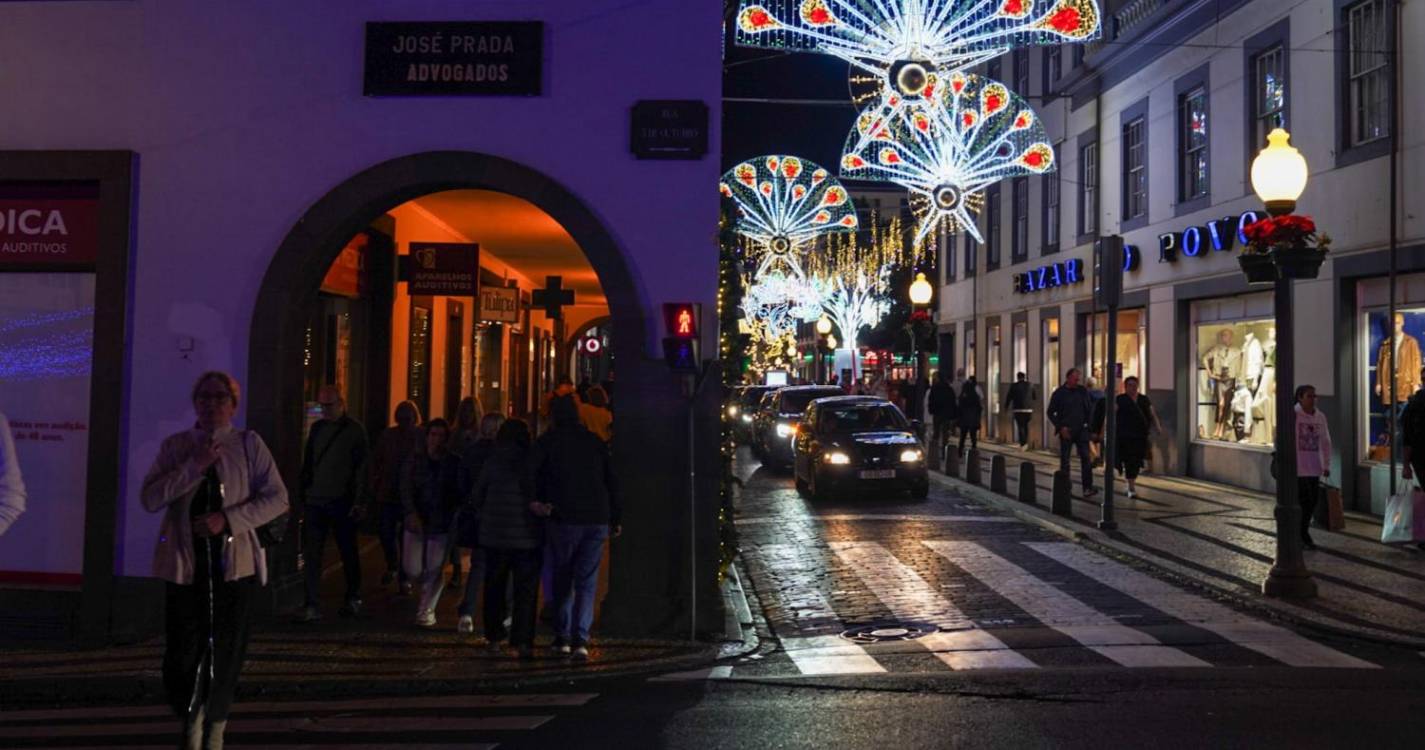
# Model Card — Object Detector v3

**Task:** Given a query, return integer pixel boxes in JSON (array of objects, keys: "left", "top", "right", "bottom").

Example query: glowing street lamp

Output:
[
  {"left": 825, "top": 334, "right": 837, "bottom": 351},
  {"left": 909, "top": 272, "right": 934, "bottom": 305},
  {"left": 816, "top": 315, "right": 833, "bottom": 335},
  {"left": 1251, "top": 128, "right": 1309, "bottom": 216}
]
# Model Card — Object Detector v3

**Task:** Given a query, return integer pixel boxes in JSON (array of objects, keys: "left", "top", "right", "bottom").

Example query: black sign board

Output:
[
  {"left": 407, "top": 242, "right": 479, "bottom": 296},
  {"left": 631, "top": 100, "right": 709, "bottom": 160},
  {"left": 364, "top": 21, "right": 543, "bottom": 97}
]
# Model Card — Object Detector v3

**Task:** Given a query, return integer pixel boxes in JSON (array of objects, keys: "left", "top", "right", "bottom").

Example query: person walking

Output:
[
  {"left": 535, "top": 395, "right": 621, "bottom": 661},
  {"left": 927, "top": 373, "right": 958, "bottom": 457},
  {"left": 445, "top": 397, "right": 483, "bottom": 592},
  {"left": 1294, "top": 385, "right": 1332, "bottom": 550},
  {"left": 142, "top": 371, "right": 288, "bottom": 750},
  {"left": 956, "top": 376, "right": 984, "bottom": 455},
  {"left": 579, "top": 386, "right": 614, "bottom": 443},
  {"left": 1048, "top": 368, "right": 1097, "bottom": 497},
  {"left": 297, "top": 386, "right": 368, "bottom": 622},
  {"left": 0, "top": 411, "right": 25, "bottom": 536},
  {"left": 455, "top": 412, "right": 503, "bottom": 634},
  {"left": 401, "top": 418, "right": 464, "bottom": 626},
  {"left": 1398, "top": 366, "right": 1425, "bottom": 551},
  {"left": 371, "top": 401, "right": 423, "bottom": 593},
  {"left": 1005, "top": 372, "right": 1034, "bottom": 449},
  {"left": 472, "top": 418, "right": 544, "bottom": 658},
  {"left": 1092, "top": 376, "right": 1160, "bottom": 499}
]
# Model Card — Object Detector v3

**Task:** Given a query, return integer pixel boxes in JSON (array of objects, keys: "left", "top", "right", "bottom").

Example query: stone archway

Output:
[{"left": 246, "top": 152, "right": 647, "bottom": 605}]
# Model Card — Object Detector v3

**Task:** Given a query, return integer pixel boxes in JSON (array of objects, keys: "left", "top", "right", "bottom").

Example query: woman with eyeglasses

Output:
[{"left": 141, "top": 371, "right": 289, "bottom": 749}]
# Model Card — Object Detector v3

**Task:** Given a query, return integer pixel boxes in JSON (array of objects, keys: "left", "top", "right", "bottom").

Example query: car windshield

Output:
[
  {"left": 780, "top": 389, "right": 844, "bottom": 414},
  {"left": 740, "top": 388, "right": 773, "bottom": 407},
  {"left": 818, "top": 405, "right": 908, "bottom": 434}
]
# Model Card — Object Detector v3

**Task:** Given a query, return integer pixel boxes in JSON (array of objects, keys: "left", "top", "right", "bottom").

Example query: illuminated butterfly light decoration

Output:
[
  {"left": 841, "top": 71, "right": 1054, "bottom": 246},
  {"left": 740, "top": 271, "right": 826, "bottom": 341},
  {"left": 735, "top": 0, "right": 1101, "bottom": 114},
  {"left": 719, "top": 155, "right": 859, "bottom": 280}
]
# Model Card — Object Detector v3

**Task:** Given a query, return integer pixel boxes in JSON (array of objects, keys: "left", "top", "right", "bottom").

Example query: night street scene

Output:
[{"left": 3, "top": 1, "right": 1425, "bottom": 748}]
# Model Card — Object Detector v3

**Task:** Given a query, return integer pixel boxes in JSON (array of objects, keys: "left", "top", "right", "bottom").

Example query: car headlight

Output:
[
  {"left": 775, "top": 422, "right": 795, "bottom": 438},
  {"left": 740, "top": 414, "right": 753, "bottom": 423},
  {"left": 900, "top": 449, "right": 923, "bottom": 463},
  {"left": 825, "top": 451, "right": 851, "bottom": 465}
]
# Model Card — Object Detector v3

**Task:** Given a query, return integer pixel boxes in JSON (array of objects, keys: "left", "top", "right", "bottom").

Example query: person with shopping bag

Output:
[
  {"left": 1394, "top": 366, "right": 1425, "bottom": 549},
  {"left": 1293, "top": 385, "right": 1332, "bottom": 550}
]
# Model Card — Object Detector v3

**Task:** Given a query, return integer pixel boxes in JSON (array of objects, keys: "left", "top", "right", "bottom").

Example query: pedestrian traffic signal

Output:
[
  {"left": 663, "top": 337, "right": 700, "bottom": 373},
  {"left": 663, "top": 303, "right": 699, "bottom": 338},
  {"left": 1094, "top": 235, "right": 1125, "bottom": 309}
]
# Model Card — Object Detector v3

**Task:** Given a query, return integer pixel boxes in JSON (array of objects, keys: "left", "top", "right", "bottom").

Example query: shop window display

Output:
[
  {"left": 1194, "top": 319, "right": 1276, "bottom": 446},
  {"left": 1363, "top": 309, "right": 1425, "bottom": 461}
]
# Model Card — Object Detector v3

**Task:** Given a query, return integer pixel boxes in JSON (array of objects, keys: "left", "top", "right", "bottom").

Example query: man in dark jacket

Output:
[
  {"left": 1047, "top": 368, "right": 1097, "bottom": 496},
  {"left": 1401, "top": 366, "right": 1425, "bottom": 551},
  {"left": 298, "top": 386, "right": 369, "bottom": 621},
  {"left": 1005, "top": 372, "right": 1035, "bottom": 449},
  {"left": 533, "top": 395, "right": 621, "bottom": 659},
  {"left": 927, "top": 373, "right": 958, "bottom": 455}
]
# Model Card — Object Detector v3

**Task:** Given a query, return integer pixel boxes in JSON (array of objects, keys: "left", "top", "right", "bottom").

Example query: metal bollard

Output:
[
  {"left": 965, "top": 448, "right": 982, "bottom": 485},
  {"left": 1017, "top": 462, "right": 1038, "bottom": 505},
  {"left": 990, "top": 454, "right": 1007, "bottom": 494},
  {"left": 942, "top": 444, "right": 960, "bottom": 478},
  {"left": 1051, "top": 470, "right": 1073, "bottom": 517}
]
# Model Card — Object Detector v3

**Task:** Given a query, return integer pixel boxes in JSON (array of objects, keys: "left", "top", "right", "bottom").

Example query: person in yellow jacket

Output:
[
  {"left": 579, "top": 386, "right": 613, "bottom": 443},
  {"left": 539, "top": 376, "right": 582, "bottom": 420}
]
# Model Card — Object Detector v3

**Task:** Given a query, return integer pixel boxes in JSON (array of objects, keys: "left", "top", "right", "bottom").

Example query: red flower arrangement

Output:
[
  {"left": 1241, "top": 214, "right": 1331, "bottom": 255},
  {"left": 908, "top": 309, "right": 933, "bottom": 324}
]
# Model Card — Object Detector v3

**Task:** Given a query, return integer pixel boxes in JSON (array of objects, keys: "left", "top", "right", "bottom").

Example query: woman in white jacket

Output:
[
  {"left": 1293, "top": 385, "right": 1332, "bottom": 550},
  {"left": 141, "top": 371, "right": 288, "bottom": 750}
]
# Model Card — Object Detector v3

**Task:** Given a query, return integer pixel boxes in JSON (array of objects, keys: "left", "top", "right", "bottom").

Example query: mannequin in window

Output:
[
  {"left": 1374, "top": 313, "right": 1422, "bottom": 405},
  {"left": 1241, "top": 331, "right": 1265, "bottom": 394},
  {"left": 1202, "top": 328, "right": 1243, "bottom": 441}
]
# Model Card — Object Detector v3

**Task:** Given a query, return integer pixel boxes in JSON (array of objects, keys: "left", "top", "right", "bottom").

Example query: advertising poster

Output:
[{"left": 0, "top": 272, "right": 95, "bottom": 584}]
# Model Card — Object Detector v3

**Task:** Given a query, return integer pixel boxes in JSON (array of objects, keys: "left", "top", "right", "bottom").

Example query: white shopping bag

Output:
[{"left": 1381, "top": 488, "right": 1415, "bottom": 544}]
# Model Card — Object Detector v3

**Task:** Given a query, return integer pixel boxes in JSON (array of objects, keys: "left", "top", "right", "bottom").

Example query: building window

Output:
[
  {"left": 1347, "top": 0, "right": 1390, "bottom": 147},
  {"left": 1073, "top": 45, "right": 1085, "bottom": 67},
  {"left": 1014, "top": 49, "right": 1030, "bottom": 95},
  {"left": 1252, "top": 45, "right": 1287, "bottom": 149},
  {"left": 940, "top": 223, "right": 956, "bottom": 282},
  {"left": 1123, "top": 118, "right": 1147, "bottom": 221},
  {"left": 1043, "top": 170, "right": 1061, "bottom": 252},
  {"left": 1046, "top": 46, "right": 1062, "bottom": 88},
  {"left": 985, "top": 186, "right": 1001, "bottom": 271},
  {"left": 1179, "top": 87, "right": 1209, "bottom": 202},
  {"left": 1011, "top": 178, "right": 1028, "bottom": 263},
  {"left": 963, "top": 229, "right": 977, "bottom": 277},
  {"left": 1079, "top": 142, "right": 1097, "bottom": 236},
  {"left": 987, "top": 57, "right": 1001, "bottom": 82}
]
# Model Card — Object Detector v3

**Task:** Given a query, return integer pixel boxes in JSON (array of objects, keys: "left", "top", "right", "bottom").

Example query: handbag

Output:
[
  {"left": 241, "top": 430, "right": 289, "bottom": 548},
  {"left": 1322, "top": 483, "right": 1345, "bottom": 532},
  {"left": 1381, "top": 486, "right": 1415, "bottom": 544}
]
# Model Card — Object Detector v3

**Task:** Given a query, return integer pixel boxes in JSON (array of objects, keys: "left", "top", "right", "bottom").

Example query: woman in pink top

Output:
[{"left": 1294, "top": 384, "right": 1332, "bottom": 550}]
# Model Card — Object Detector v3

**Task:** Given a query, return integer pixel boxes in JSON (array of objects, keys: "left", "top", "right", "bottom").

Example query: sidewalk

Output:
[
  {"left": 0, "top": 539, "right": 738, "bottom": 709},
  {"left": 935, "top": 441, "right": 1425, "bottom": 649}
]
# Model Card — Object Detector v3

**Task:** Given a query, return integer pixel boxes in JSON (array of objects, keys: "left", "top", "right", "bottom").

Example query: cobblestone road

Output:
[{"left": 725, "top": 449, "right": 1417, "bottom": 679}]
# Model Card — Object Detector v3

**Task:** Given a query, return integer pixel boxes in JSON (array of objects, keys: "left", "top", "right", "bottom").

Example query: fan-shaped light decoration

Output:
[
  {"left": 840, "top": 72, "right": 1054, "bottom": 246},
  {"left": 736, "top": 0, "right": 1101, "bottom": 111},
  {"left": 720, "top": 155, "right": 859, "bottom": 279}
]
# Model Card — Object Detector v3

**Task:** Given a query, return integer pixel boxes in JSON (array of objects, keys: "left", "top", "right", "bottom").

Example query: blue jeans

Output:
[{"left": 549, "top": 523, "right": 609, "bottom": 645}]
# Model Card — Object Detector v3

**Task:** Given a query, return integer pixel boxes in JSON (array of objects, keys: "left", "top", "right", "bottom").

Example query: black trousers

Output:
[
  {"left": 1059, "top": 430, "right": 1094, "bottom": 491},
  {"left": 931, "top": 417, "right": 952, "bottom": 452},
  {"left": 163, "top": 577, "right": 256, "bottom": 723},
  {"left": 304, "top": 499, "right": 362, "bottom": 606},
  {"left": 483, "top": 547, "right": 543, "bottom": 647},
  {"left": 959, "top": 427, "right": 979, "bottom": 453},
  {"left": 1012, "top": 412, "right": 1032, "bottom": 446},
  {"left": 1297, "top": 477, "right": 1321, "bottom": 541}
]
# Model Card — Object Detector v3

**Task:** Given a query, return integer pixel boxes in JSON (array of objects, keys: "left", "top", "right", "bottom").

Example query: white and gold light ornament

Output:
[
  {"left": 840, "top": 71, "right": 1054, "bottom": 246},
  {"left": 741, "top": 271, "right": 826, "bottom": 341},
  {"left": 720, "top": 155, "right": 859, "bottom": 279},
  {"left": 735, "top": 0, "right": 1101, "bottom": 113}
]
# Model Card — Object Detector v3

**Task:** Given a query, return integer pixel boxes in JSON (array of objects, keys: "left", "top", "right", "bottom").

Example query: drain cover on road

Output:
[{"left": 840, "top": 621, "right": 939, "bottom": 643}]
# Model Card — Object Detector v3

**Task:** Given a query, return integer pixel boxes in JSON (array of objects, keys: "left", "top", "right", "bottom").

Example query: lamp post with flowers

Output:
[
  {"left": 908, "top": 272, "right": 935, "bottom": 425},
  {"left": 1240, "top": 128, "right": 1330, "bottom": 599},
  {"left": 816, "top": 315, "right": 834, "bottom": 383}
]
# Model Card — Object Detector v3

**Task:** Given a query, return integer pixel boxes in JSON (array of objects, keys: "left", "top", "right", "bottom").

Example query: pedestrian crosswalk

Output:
[
  {"left": 0, "top": 692, "right": 598, "bottom": 748},
  {"left": 736, "top": 540, "right": 1385, "bottom": 677}
]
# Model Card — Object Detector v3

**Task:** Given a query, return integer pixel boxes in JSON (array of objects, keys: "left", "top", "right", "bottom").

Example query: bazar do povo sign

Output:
[{"left": 364, "top": 21, "right": 543, "bottom": 96}]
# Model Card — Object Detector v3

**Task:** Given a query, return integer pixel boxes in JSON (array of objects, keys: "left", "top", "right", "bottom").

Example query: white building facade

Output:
[{"left": 935, "top": 0, "right": 1422, "bottom": 512}]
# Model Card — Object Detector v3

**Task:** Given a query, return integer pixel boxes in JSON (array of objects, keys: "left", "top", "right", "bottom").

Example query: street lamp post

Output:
[
  {"left": 816, "top": 315, "right": 833, "bottom": 384},
  {"left": 1247, "top": 128, "right": 1318, "bottom": 600},
  {"left": 909, "top": 272, "right": 934, "bottom": 419}
]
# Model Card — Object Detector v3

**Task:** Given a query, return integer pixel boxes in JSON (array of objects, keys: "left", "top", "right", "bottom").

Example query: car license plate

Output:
[{"left": 859, "top": 469, "right": 896, "bottom": 480}]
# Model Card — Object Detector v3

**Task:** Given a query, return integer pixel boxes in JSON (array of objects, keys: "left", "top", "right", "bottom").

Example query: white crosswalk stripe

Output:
[
  {"left": 752, "top": 543, "right": 885, "bottom": 675},
  {"left": 0, "top": 692, "right": 598, "bottom": 747},
  {"left": 924, "top": 541, "right": 1211, "bottom": 668},
  {"left": 829, "top": 541, "right": 1038, "bottom": 670},
  {"left": 1024, "top": 542, "right": 1380, "bottom": 669}
]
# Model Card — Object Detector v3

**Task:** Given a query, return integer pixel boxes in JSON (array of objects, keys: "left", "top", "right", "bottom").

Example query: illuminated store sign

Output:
[
  {"left": 1157, "top": 211, "right": 1262, "bottom": 263},
  {"left": 1014, "top": 258, "right": 1084, "bottom": 294}
]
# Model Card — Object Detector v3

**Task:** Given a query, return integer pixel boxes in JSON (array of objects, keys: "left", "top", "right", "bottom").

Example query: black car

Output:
[
  {"left": 730, "top": 385, "right": 775, "bottom": 444},
  {"left": 753, "top": 385, "right": 845, "bottom": 469},
  {"left": 793, "top": 396, "right": 929, "bottom": 500}
]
